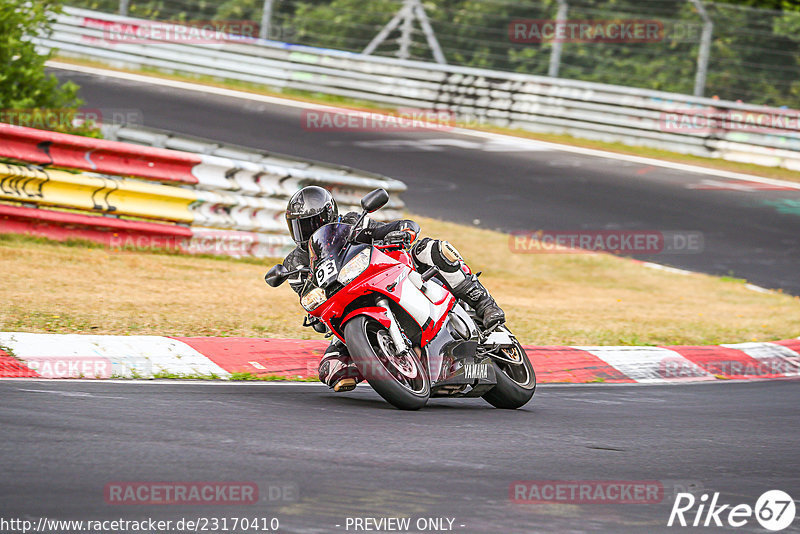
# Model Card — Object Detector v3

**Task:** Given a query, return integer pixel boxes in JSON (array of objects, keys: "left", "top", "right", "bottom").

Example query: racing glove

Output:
[{"left": 383, "top": 229, "right": 416, "bottom": 246}]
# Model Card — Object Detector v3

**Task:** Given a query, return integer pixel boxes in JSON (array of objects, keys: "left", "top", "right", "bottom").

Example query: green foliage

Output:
[
  {"left": 280, "top": 0, "right": 800, "bottom": 106},
  {"left": 0, "top": 0, "right": 99, "bottom": 135},
  {"left": 59, "top": 0, "right": 800, "bottom": 107},
  {"left": 291, "top": 0, "right": 400, "bottom": 52}
]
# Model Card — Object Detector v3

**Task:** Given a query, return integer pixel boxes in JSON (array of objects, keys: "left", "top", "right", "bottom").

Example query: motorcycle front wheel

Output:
[
  {"left": 344, "top": 316, "right": 430, "bottom": 410},
  {"left": 482, "top": 339, "right": 536, "bottom": 409}
]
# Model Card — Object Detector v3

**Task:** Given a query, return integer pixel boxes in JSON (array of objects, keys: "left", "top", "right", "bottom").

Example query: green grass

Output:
[
  {"left": 151, "top": 371, "right": 223, "bottom": 380},
  {"left": 229, "top": 372, "right": 320, "bottom": 382}
]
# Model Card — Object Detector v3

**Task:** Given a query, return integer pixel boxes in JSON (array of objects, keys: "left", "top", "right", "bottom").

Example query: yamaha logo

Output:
[{"left": 464, "top": 363, "right": 489, "bottom": 380}]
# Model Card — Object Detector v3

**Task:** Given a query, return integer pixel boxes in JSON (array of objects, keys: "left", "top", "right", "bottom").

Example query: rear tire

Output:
[
  {"left": 482, "top": 340, "right": 536, "bottom": 409},
  {"left": 344, "top": 316, "right": 430, "bottom": 410}
]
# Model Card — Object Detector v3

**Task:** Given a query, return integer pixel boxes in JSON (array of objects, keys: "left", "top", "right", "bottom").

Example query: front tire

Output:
[
  {"left": 482, "top": 340, "right": 536, "bottom": 409},
  {"left": 344, "top": 316, "right": 430, "bottom": 410}
]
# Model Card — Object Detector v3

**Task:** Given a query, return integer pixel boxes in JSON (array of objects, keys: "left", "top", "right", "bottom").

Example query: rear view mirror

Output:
[
  {"left": 361, "top": 188, "right": 389, "bottom": 213},
  {"left": 265, "top": 264, "right": 290, "bottom": 287}
]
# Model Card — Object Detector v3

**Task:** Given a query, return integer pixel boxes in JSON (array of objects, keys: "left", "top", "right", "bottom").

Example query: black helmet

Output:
[{"left": 285, "top": 186, "right": 338, "bottom": 246}]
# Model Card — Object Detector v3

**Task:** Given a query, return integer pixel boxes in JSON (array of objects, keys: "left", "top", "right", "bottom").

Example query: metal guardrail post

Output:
[
  {"left": 118, "top": 0, "right": 129, "bottom": 16},
  {"left": 260, "top": 0, "right": 275, "bottom": 40},
  {"left": 548, "top": 0, "right": 568, "bottom": 78},
  {"left": 690, "top": 0, "right": 713, "bottom": 98}
]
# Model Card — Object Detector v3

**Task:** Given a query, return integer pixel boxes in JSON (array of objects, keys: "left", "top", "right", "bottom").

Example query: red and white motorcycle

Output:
[{"left": 266, "top": 189, "right": 535, "bottom": 410}]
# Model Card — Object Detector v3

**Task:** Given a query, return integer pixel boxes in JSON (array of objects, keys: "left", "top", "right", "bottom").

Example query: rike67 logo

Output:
[{"left": 668, "top": 490, "right": 795, "bottom": 531}]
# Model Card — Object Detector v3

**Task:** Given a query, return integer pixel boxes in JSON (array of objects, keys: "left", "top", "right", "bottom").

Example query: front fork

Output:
[{"left": 375, "top": 297, "right": 409, "bottom": 354}]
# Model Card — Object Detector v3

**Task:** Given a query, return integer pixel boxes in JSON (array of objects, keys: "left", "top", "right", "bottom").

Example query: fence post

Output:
[
  {"left": 548, "top": 0, "right": 568, "bottom": 77},
  {"left": 689, "top": 0, "right": 713, "bottom": 97},
  {"left": 260, "top": 0, "right": 276, "bottom": 40},
  {"left": 364, "top": 0, "right": 446, "bottom": 64},
  {"left": 119, "top": 0, "right": 129, "bottom": 16}
]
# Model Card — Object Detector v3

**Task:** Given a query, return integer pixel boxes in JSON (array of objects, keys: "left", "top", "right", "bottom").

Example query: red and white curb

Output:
[{"left": 1, "top": 332, "right": 798, "bottom": 383}]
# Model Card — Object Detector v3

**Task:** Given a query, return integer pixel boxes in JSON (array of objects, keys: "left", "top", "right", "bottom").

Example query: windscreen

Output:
[{"left": 308, "top": 222, "right": 351, "bottom": 268}]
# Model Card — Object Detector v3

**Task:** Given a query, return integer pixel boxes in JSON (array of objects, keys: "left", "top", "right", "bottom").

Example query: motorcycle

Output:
[{"left": 265, "top": 188, "right": 535, "bottom": 410}]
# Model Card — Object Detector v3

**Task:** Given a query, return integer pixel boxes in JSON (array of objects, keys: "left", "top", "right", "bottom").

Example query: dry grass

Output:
[{"left": 3, "top": 216, "right": 800, "bottom": 346}]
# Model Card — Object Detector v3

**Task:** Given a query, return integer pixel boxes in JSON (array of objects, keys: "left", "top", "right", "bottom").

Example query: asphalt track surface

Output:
[
  {"left": 2, "top": 380, "right": 799, "bottom": 533},
  {"left": 0, "top": 380, "right": 800, "bottom": 533},
  {"left": 10, "top": 68, "right": 794, "bottom": 534},
  {"left": 53, "top": 68, "right": 800, "bottom": 294}
]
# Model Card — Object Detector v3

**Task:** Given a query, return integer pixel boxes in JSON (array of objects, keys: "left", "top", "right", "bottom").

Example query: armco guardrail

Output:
[
  {"left": 100, "top": 124, "right": 407, "bottom": 215},
  {"left": 0, "top": 122, "right": 199, "bottom": 184},
  {"left": 36, "top": 7, "right": 800, "bottom": 171},
  {"left": 0, "top": 123, "right": 406, "bottom": 257},
  {"left": 0, "top": 163, "right": 195, "bottom": 222}
]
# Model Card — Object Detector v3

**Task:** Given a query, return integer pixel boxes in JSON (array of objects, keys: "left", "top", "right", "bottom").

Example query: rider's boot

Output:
[
  {"left": 452, "top": 275, "right": 506, "bottom": 330},
  {"left": 318, "top": 341, "right": 361, "bottom": 392}
]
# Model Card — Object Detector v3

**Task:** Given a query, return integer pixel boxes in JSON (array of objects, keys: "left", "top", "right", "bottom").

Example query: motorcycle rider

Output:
[{"left": 277, "top": 186, "right": 505, "bottom": 392}]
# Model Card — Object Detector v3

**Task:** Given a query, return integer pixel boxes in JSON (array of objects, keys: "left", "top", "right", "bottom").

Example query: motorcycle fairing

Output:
[
  {"left": 423, "top": 306, "right": 497, "bottom": 397},
  {"left": 310, "top": 246, "right": 455, "bottom": 347},
  {"left": 340, "top": 307, "right": 392, "bottom": 331}
]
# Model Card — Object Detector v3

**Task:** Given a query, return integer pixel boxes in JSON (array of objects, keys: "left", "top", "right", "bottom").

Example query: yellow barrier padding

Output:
[{"left": 0, "top": 164, "right": 196, "bottom": 223}]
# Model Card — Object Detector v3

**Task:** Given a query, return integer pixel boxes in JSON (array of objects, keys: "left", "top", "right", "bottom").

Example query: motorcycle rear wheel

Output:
[
  {"left": 482, "top": 340, "right": 536, "bottom": 409},
  {"left": 344, "top": 316, "right": 430, "bottom": 411}
]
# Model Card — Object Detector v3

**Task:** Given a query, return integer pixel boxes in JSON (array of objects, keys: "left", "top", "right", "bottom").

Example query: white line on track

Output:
[
  {"left": 47, "top": 61, "right": 800, "bottom": 191},
  {"left": 15, "top": 388, "right": 127, "bottom": 398},
  {"left": 641, "top": 262, "right": 777, "bottom": 293}
]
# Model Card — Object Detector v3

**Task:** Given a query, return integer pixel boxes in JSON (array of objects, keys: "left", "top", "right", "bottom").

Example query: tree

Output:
[{"left": 0, "top": 0, "right": 97, "bottom": 135}]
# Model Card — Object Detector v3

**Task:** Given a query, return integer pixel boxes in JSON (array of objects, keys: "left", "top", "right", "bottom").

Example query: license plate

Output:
[
  {"left": 315, "top": 258, "right": 338, "bottom": 287},
  {"left": 463, "top": 363, "right": 489, "bottom": 380}
]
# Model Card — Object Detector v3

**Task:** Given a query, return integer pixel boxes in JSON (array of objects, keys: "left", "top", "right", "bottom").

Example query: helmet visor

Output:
[{"left": 288, "top": 213, "right": 331, "bottom": 244}]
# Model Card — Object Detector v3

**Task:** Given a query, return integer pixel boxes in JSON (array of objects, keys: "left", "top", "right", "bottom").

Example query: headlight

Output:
[
  {"left": 337, "top": 249, "right": 371, "bottom": 286},
  {"left": 301, "top": 287, "right": 327, "bottom": 311}
]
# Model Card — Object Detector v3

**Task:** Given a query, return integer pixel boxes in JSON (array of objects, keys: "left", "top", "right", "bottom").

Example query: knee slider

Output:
[{"left": 440, "top": 241, "right": 463, "bottom": 262}]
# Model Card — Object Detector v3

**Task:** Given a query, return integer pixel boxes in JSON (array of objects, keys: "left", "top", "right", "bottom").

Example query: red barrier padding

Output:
[
  {"left": 0, "top": 123, "right": 200, "bottom": 184},
  {"left": 0, "top": 204, "right": 192, "bottom": 249},
  {"left": 173, "top": 337, "right": 328, "bottom": 378},
  {"left": 0, "top": 348, "right": 39, "bottom": 378},
  {"left": 524, "top": 346, "right": 636, "bottom": 383}
]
